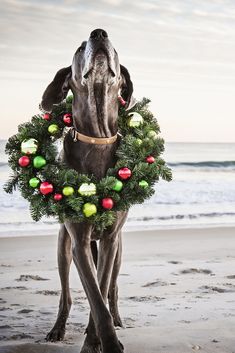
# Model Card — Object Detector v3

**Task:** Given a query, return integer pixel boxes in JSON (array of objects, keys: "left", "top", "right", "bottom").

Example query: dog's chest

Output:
[{"left": 63, "top": 133, "right": 118, "bottom": 179}]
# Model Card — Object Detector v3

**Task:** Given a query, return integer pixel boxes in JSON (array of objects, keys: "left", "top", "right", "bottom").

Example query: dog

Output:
[{"left": 40, "top": 29, "right": 134, "bottom": 353}]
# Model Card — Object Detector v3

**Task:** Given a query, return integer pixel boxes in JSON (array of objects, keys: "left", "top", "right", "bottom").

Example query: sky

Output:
[{"left": 0, "top": 0, "right": 235, "bottom": 142}]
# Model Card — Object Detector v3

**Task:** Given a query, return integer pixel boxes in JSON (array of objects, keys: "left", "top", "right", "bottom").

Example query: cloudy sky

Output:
[{"left": 1, "top": 0, "right": 235, "bottom": 142}]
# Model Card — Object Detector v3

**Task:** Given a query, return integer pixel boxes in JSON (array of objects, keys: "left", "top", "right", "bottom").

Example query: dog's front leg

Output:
[
  {"left": 65, "top": 222, "right": 123, "bottom": 353},
  {"left": 108, "top": 231, "right": 123, "bottom": 327},
  {"left": 82, "top": 231, "right": 122, "bottom": 353},
  {"left": 46, "top": 224, "right": 72, "bottom": 342}
]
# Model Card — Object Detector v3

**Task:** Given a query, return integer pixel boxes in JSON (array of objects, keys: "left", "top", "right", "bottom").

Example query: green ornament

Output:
[
  {"left": 62, "top": 186, "right": 74, "bottom": 196},
  {"left": 78, "top": 183, "right": 96, "bottom": 196},
  {"left": 29, "top": 177, "right": 40, "bottom": 188},
  {"left": 128, "top": 112, "right": 143, "bottom": 127},
  {"left": 33, "top": 156, "right": 46, "bottom": 169},
  {"left": 135, "top": 138, "right": 143, "bottom": 146},
  {"left": 48, "top": 124, "right": 59, "bottom": 134},
  {"left": 83, "top": 203, "right": 97, "bottom": 217},
  {"left": 147, "top": 130, "right": 158, "bottom": 139},
  {"left": 21, "top": 138, "right": 38, "bottom": 155},
  {"left": 112, "top": 179, "right": 123, "bottom": 192},
  {"left": 139, "top": 180, "right": 149, "bottom": 188}
]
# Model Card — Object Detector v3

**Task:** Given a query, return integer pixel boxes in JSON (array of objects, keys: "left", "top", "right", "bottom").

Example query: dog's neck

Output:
[{"left": 72, "top": 85, "right": 119, "bottom": 138}]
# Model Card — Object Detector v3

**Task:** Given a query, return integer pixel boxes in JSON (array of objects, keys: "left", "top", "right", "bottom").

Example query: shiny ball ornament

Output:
[
  {"left": 118, "top": 167, "right": 132, "bottom": 180},
  {"left": 127, "top": 112, "right": 143, "bottom": 127},
  {"left": 18, "top": 156, "right": 30, "bottom": 167},
  {"left": 146, "top": 156, "right": 155, "bottom": 164},
  {"left": 62, "top": 186, "right": 74, "bottom": 196},
  {"left": 147, "top": 130, "right": 158, "bottom": 139},
  {"left": 29, "top": 177, "right": 40, "bottom": 188},
  {"left": 78, "top": 183, "right": 96, "bottom": 196},
  {"left": 33, "top": 156, "right": 46, "bottom": 169},
  {"left": 63, "top": 113, "right": 72, "bottom": 126},
  {"left": 39, "top": 182, "right": 54, "bottom": 195},
  {"left": 101, "top": 198, "right": 114, "bottom": 210},
  {"left": 118, "top": 95, "right": 126, "bottom": 107},
  {"left": 53, "top": 193, "right": 63, "bottom": 201},
  {"left": 112, "top": 179, "right": 123, "bottom": 192},
  {"left": 43, "top": 113, "right": 51, "bottom": 120},
  {"left": 135, "top": 138, "right": 143, "bottom": 146},
  {"left": 48, "top": 124, "right": 59, "bottom": 134},
  {"left": 83, "top": 203, "right": 97, "bottom": 217},
  {"left": 21, "top": 139, "right": 38, "bottom": 155},
  {"left": 138, "top": 180, "right": 149, "bottom": 188}
]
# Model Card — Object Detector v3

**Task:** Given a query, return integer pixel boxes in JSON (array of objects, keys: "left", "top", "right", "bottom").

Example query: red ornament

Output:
[
  {"left": 118, "top": 95, "right": 126, "bottom": 107},
  {"left": 43, "top": 113, "right": 51, "bottom": 120},
  {"left": 18, "top": 156, "right": 30, "bottom": 167},
  {"left": 118, "top": 167, "right": 132, "bottom": 180},
  {"left": 63, "top": 113, "right": 72, "bottom": 126},
  {"left": 53, "top": 193, "right": 63, "bottom": 201},
  {"left": 146, "top": 156, "right": 155, "bottom": 164},
  {"left": 101, "top": 197, "right": 114, "bottom": 210},
  {"left": 39, "top": 182, "right": 54, "bottom": 195}
]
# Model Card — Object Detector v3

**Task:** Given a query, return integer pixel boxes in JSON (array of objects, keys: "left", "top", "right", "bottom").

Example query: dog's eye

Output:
[{"left": 78, "top": 46, "right": 85, "bottom": 53}]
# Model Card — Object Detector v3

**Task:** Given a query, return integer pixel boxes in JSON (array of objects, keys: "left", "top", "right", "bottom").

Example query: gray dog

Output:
[{"left": 40, "top": 29, "right": 134, "bottom": 353}]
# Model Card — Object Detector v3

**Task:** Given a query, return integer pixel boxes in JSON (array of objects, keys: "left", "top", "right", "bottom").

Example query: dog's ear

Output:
[
  {"left": 120, "top": 65, "right": 136, "bottom": 110},
  {"left": 40, "top": 66, "right": 71, "bottom": 112}
]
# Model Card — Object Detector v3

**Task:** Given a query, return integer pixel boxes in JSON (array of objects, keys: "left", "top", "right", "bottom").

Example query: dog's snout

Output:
[{"left": 90, "top": 29, "right": 108, "bottom": 40}]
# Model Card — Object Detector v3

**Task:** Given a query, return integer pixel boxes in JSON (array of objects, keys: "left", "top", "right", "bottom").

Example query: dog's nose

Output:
[{"left": 90, "top": 29, "right": 108, "bottom": 40}]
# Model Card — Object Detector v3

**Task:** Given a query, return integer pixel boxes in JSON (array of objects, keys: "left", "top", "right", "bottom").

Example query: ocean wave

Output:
[
  {"left": 0, "top": 212, "right": 234, "bottom": 227},
  {"left": 169, "top": 161, "right": 235, "bottom": 169},
  {"left": 129, "top": 212, "right": 235, "bottom": 222}
]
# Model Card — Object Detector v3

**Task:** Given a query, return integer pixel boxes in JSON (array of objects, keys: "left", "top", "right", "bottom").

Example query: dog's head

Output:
[{"left": 40, "top": 29, "right": 134, "bottom": 112}]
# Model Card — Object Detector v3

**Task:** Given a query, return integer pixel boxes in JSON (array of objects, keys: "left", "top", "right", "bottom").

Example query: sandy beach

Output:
[{"left": 0, "top": 226, "right": 235, "bottom": 353}]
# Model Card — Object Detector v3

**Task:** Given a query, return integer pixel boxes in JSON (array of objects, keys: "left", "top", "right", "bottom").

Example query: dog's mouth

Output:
[{"left": 83, "top": 48, "right": 116, "bottom": 81}]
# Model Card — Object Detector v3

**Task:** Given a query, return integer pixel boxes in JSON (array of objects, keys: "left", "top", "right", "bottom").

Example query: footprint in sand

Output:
[
  {"left": 0, "top": 307, "right": 12, "bottom": 311},
  {"left": 119, "top": 273, "right": 130, "bottom": 276},
  {"left": 16, "top": 274, "right": 49, "bottom": 281},
  {"left": 10, "top": 333, "right": 34, "bottom": 340},
  {"left": 226, "top": 275, "right": 235, "bottom": 279},
  {"left": 142, "top": 280, "right": 176, "bottom": 287},
  {"left": 0, "top": 325, "right": 11, "bottom": 330},
  {"left": 180, "top": 268, "right": 213, "bottom": 275},
  {"left": 1, "top": 286, "right": 28, "bottom": 291},
  {"left": 35, "top": 290, "right": 60, "bottom": 296},
  {"left": 123, "top": 317, "right": 136, "bottom": 328},
  {"left": 17, "top": 309, "right": 34, "bottom": 314},
  {"left": 127, "top": 296, "right": 165, "bottom": 303},
  {"left": 10, "top": 304, "right": 21, "bottom": 307},
  {"left": 199, "top": 285, "right": 235, "bottom": 293}
]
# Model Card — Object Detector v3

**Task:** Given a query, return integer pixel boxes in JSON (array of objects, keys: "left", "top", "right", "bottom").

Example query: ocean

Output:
[{"left": 0, "top": 140, "right": 235, "bottom": 237}]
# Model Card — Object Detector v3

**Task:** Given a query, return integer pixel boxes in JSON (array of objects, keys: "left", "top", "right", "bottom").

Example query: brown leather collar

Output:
[{"left": 71, "top": 128, "right": 118, "bottom": 145}]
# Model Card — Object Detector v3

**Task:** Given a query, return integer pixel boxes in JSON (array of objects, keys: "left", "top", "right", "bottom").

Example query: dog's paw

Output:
[
  {"left": 45, "top": 326, "right": 65, "bottom": 342},
  {"left": 113, "top": 313, "right": 123, "bottom": 328},
  {"left": 80, "top": 341, "right": 101, "bottom": 353},
  {"left": 102, "top": 339, "right": 124, "bottom": 353}
]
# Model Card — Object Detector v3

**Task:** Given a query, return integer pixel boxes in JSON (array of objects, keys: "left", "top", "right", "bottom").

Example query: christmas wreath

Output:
[{"left": 4, "top": 97, "right": 172, "bottom": 231}]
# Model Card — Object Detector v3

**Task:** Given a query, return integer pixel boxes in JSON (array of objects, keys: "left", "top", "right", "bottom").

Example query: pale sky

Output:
[{"left": 1, "top": 0, "right": 235, "bottom": 142}]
